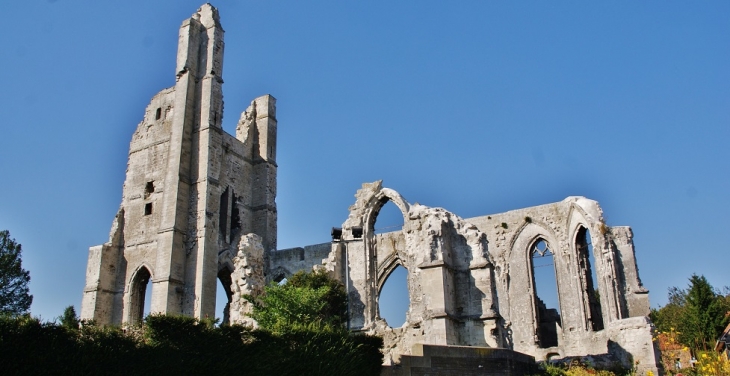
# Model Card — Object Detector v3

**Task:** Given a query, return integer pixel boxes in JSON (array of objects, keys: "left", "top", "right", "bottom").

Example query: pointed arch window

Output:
[
  {"left": 576, "top": 227, "right": 603, "bottom": 331},
  {"left": 216, "top": 268, "right": 233, "bottom": 325},
  {"left": 378, "top": 264, "right": 410, "bottom": 328},
  {"left": 372, "top": 199, "right": 404, "bottom": 235},
  {"left": 531, "top": 239, "right": 561, "bottom": 348},
  {"left": 130, "top": 266, "right": 152, "bottom": 324}
]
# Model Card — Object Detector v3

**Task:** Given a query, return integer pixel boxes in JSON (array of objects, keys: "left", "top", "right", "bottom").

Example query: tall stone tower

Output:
[{"left": 81, "top": 4, "right": 277, "bottom": 325}]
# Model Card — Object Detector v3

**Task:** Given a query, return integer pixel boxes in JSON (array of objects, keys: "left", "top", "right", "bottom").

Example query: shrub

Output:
[{"left": 0, "top": 313, "right": 383, "bottom": 376}]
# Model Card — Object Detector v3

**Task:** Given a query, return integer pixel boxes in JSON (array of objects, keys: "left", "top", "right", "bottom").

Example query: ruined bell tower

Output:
[{"left": 81, "top": 4, "right": 277, "bottom": 325}]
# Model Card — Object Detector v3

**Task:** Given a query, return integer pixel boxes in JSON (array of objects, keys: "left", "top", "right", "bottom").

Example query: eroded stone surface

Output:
[
  {"left": 272, "top": 181, "right": 660, "bottom": 374},
  {"left": 81, "top": 4, "right": 661, "bottom": 375},
  {"left": 81, "top": 4, "right": 277, "bottom": 326},
  {"left": 228, "top": 234, "right": 265, "bottom": 327}
]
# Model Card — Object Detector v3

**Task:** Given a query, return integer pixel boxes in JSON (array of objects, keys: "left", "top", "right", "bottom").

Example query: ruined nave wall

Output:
[{"left": 269, "top": 184, "right": 658, "bottom": 374}]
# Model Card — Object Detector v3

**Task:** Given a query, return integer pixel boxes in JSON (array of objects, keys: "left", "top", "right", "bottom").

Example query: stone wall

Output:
[
  {"left": 82, "top": 4, "right": 660, "bottom": 374},
  {"left": 270, "top": 181, "right": 660, "bottom": 374},
  {"left": 381, "top": 344, "right": 538, "bottom": 376},
  {"left": 82, "top": 4, "right": 277, "bottom": 326},
  {"left": 268, "top": 243, "right": 332, "bottom": 282}
]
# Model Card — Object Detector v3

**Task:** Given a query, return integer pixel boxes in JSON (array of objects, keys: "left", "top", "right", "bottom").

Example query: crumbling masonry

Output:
[
  {"left": 82, "top": 4, "right": 661, "bottom": 375},
  {"left": 81, "top": 5, "right": 276, "bottom": 325}
]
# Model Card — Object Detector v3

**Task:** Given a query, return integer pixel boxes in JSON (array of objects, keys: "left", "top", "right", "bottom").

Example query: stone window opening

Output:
[
  {"left": 144, "top": 203, "right": 153, "bottom": 216},
  {"left": 377, "top": 264, "right": 410, "bottom": 328},
  {"left": 230, "top": 193, "right": 241, "bottom": 234},
  {"left": 155, "top": 107, "right": 162, "bottom": 120},
  {"left": 531, "top": 239, "right": 561, "bottom": 348},
  {"left": 219, "top": 187, "right": 230, "bottom": 241},
  {"left": 576, "top": 227, "right": 604, "bottom": 331},
  {"left": 216, "top": 268, "right": 233, "bottom": 325},
  {"left": 144, "top": 181, "right": 155, "bottom": 199},
  {"left": 372, "top": 200, "right": 404, "bottom": 235},
  {"left": 273, "top": 272, "right": 288, "bottom": 285},
  {"left": 129, "top": 266, "right": 152, "bottom": 325}
]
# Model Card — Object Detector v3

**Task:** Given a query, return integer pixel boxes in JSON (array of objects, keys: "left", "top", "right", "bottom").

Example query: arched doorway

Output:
[
  {"left": 217, "top": 268, "right": 233, "bottom": 325},
  {"left": 129, "top": 266, "right": 152, "bottom": 325}
]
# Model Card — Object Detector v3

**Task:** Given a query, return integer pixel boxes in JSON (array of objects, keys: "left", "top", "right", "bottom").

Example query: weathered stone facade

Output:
[
  {"left": 272, "top": 181, "right": 661, "bottom": 375},
  {"left": 83, "top": 4, "right": 661, "bottom": 375},
  {"left": 81, "top": 4, "right": 277, "bottom": 325}
]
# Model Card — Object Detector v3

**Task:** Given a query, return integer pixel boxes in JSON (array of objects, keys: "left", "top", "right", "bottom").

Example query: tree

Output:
[
  {"left": 650, "top": 286, "right": 686, "bottom": 334},
  {"left": 60, "top": 305, "right": 79, "bottom": 329},
  {"left": 286, "top": 268, "right": 347, "bottom": 326},
  {"left": 0, "top": 230, "right": 32, "bottom": 315},
  {"left": 679, "top": 274, "right": 729, "bottom": 350},
  {"left": 651, "top": 274, "right": 730, "bottom": 351},
  {"left": 246, "top": 269, "right": 347, "bottom": 332}
]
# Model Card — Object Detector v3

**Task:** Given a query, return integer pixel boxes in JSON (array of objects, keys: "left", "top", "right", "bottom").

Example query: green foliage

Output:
[
  {"left": 650, "top": 286, "right": 686, "bottom": 336},
  {"left": 0, "top": 313, "right": 383, "bottom": 375},
  {"left": 680, "top": 275, "right": 729, "bottom": 350},
  {"left": 0, "top": 230, "right": 32, "bottom": 315},
  {"left": 0, "top": 314, "right": 139, "bottom": 374},
  {"left": 541, "top": 363, "right": 566, "bottom": 376},
  {"left": 247, "top": 269, "right": 347, "bottom": 332},
  {"left": 651, "top": 274, "right": 730, "bottom": 351},
  {"left": 535, "top": 362, "right": 633, "bottom": 376},
  {"left": 142, "top": 314, "right": 260, "bottom": 374},
  {"left": 252, "top": 327, "right": 384, "bottom": 375},
  {"left": 59, "top": 305, "right": 79, "bottom": 329},
  {"left": 249, "top": 283, "right": 331, "bottom": 331},
  {"left": 287, "top": 268, "right": 348, "bottom": 324},
  {"left": 0, "top": 268, "right": 380, "bottom": 374}
]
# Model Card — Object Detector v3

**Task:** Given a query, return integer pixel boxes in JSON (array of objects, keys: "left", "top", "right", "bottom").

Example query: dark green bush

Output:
[{"left": 0, "top": 314, "right": 383, "bottom": 376}]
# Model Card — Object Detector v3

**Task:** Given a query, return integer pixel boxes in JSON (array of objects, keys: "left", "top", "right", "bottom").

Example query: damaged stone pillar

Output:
[
  {"left": 250, "top": 95, "right": 278, "bottom": 267},
  {"left": 611, "top": 227, "right": 650, "bottom": 318},
  {"left": 418, "top": 261, "right": 457, "bottom": 345},
  {"left": 469, "top": 264, "right": 503, "bottom": 347},
  {"left": 228, "top": 234, "right": 266, "bottom": 326},
  {"left": 81, "top": 244, "right": 121, "bottom": 325},
  {"left": 342, "top": 235, "right": 370, "bottom": 330}
]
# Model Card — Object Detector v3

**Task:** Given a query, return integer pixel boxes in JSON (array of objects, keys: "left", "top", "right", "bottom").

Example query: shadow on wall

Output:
[
  {"left": 551, "top": 340, "right": 635, "bottom": 372},
  {"left": 612, "top": 240, "right": 631, "bottom": 319}
]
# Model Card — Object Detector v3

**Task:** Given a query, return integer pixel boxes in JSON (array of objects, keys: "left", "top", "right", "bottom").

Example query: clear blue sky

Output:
[{"left": 0, "top": 1, "right": 727, "bottom": 324}]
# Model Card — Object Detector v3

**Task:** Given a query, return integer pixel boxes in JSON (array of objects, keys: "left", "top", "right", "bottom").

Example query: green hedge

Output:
[{"left": 0, "top": 314, "right": 383, "bottom": 375}]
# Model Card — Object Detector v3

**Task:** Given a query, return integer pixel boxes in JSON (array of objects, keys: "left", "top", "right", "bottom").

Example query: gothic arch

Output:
[
  {"left": 573, "top": 225, "right": 604, "bottom": 331},
  {"left": 339, "top": 182, "right": 413, "bottom": 329},
  {"left": 270, "top": 266, "right": 292, "bottom": 283},
  {"left": 506, "top": 222, "right": 562, "bottom": 352},
  {"left": 566, "top": 203, "right": 622, "bottom": 325},
  {"left": 377, "top": 253, "right": 405, "bottom": 294},
  {"left": 528, "top": 236, "right": 562, "bottom": 348},
  {"left": 217, "top": 262, "right": 234, "bottom": 324},
  {"left": 375, "top": 256, "right": 410, "bottom": 326},
  {"left": 217, "top": 248, "right": 235, "bottom": 275},
  {"left": 127, "top": 264, "right": 153, "bottom": 324},
  {"left": 506, "top": 220, "right": 558, "bottom": 264},
  {"left": 364, "top": 188, "right": 410, "bottom": 235}
]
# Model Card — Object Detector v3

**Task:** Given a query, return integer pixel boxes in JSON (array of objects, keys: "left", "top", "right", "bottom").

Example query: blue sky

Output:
[{"left": 0, "top": 1, "right": 728, "bottom": 324}]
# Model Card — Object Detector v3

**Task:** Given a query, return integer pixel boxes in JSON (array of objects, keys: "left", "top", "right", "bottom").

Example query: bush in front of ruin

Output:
[{"left": 0, "top": 312, "right": 383, "bottom": 375}]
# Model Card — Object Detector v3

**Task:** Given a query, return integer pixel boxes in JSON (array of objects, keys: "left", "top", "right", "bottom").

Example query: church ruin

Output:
[
  {"left": 80, "top": 5, "right": 276, "bottom": 325},
  {"left": 81, "top": 4, "right": 661, "bottom": 375}
]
